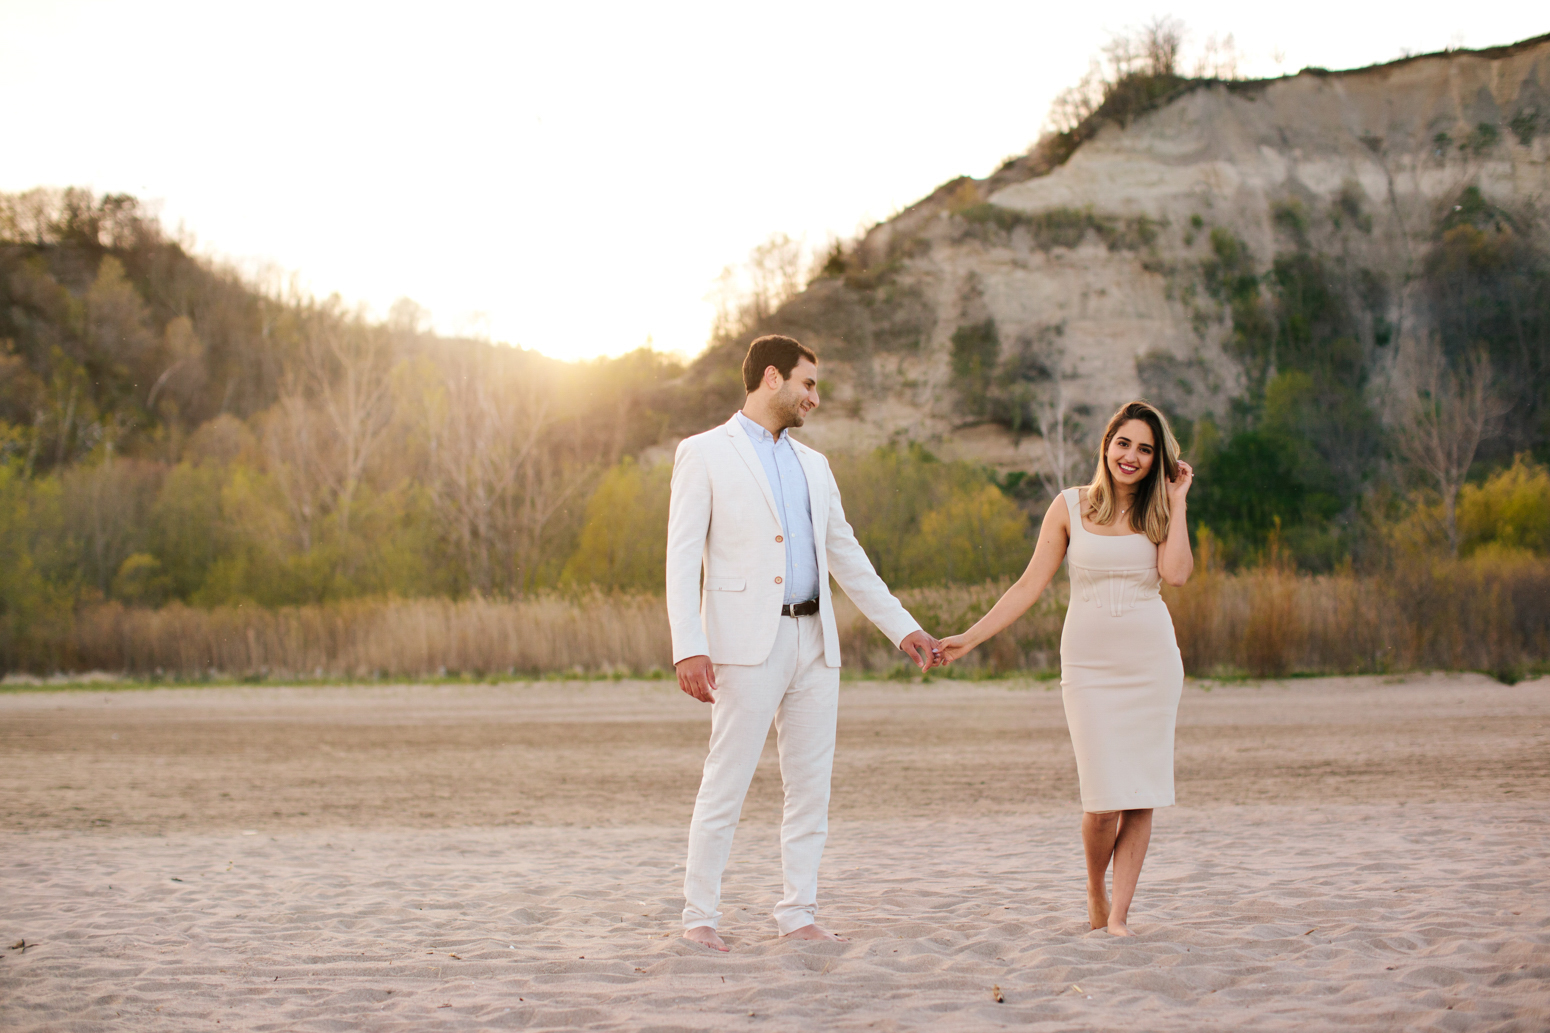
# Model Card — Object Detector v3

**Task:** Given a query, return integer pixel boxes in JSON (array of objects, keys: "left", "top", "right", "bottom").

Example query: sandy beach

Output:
[{"left": 3, "top": 673, "right": 1548, "bottom": 1030}]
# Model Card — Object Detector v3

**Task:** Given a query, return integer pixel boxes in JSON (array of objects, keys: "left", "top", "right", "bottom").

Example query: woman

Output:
[{"left": 939, "top": 400, "right": 1194, "bottom": 936}]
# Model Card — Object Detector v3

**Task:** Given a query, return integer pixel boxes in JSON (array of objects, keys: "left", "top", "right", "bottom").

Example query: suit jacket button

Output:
[
  {"left": 774, "top": 576, "right": 783, "bottom": 584},
  {"left": 775, "top": 535, "right": 783, "bottom": 543}
]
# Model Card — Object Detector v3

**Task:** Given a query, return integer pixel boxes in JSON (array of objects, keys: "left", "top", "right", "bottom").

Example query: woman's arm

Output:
[
  {"left": 1156, "top": 460, "right": 1195, "bottom": 587},
  {"left": 940, "top": 493, "right": 1071, "bottom": 663}
]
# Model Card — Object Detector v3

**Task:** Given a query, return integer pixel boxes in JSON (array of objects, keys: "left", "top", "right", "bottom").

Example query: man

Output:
[{"left": 667, "top": 334, "right": 942, "bottom": 952}]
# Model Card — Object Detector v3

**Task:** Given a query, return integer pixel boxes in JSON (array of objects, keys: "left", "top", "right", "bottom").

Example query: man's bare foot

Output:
[
  {"left": 1106, "top": 919, "right": 1135, "bottom": 937},
  {"left": 781, "top": 924, "right": 846, "bottom": 942},
  {"left": 1087, "top": 886, "right": 1110, "bottom": 931},
  {"left": 682, "top": 926, "right": 728, "bottom": 952}
]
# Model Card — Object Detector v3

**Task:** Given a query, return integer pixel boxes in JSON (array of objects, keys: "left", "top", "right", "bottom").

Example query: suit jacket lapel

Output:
[
  {"left": 794, "top": 442, "right": 829, "bottom": 547},
  {"left": 725, "top": 414, "right": 783, "bottom": 525}
]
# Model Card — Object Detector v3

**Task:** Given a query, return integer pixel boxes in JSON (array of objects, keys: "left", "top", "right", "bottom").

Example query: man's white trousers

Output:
[{"left": 682, "top": 613, "right": 838, "bottom": 935}]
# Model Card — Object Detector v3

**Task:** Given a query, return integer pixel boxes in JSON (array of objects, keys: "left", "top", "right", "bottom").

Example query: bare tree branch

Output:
[
  {"left": 413, "top": 346, "right": 560, "bottom": 593},
  {"left": 261, "top": 306, "right": 395, "bottom": 560},
  {"left": 1385, "top": 336, "right": 1507, "bottom": 553},
  {"left": 708, "top": 233, "right": 811, "bottom": 342}
]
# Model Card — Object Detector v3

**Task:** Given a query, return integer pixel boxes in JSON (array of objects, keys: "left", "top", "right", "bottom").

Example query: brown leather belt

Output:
[{"left": 780, "top": 598, "right": 820, "bottom": 617}]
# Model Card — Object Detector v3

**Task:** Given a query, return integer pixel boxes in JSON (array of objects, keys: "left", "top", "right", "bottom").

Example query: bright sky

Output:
[{"left": 2, "top": 2, "right": 1543, "bottom": 362}]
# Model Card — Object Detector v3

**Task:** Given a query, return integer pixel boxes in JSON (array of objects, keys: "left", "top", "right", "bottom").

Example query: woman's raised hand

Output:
[
  {"left": 938, "top": 634, "right": 974, "bottom": 664},
  {"left": 1167, "top": 459, "right": 1194, "bottom": 505}
]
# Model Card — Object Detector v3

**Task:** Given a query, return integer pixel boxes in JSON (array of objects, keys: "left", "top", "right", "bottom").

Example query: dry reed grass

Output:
[
  {"left": 1168, "top": 554, "right": 1550, "bottom": 680},
  {"left": 834, "top": 578, "right": 1068, "bottom": 676},
  {"left": 68, "top": 593, "right": 672, "bottom": 679},
  {"left": 58, "top": 583, "right": 1062, "bottom": 680},
  {"left": 35, "top": 556, "right": 1550, "bottom": 682}
]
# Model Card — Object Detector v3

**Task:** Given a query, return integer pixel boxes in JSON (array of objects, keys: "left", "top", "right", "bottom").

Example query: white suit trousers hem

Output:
[{"left": 682, "top": 614, "right": 837, "bottom": 933}]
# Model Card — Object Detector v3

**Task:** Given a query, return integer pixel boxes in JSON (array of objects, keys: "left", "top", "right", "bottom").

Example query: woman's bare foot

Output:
[
  {"left": 1106, "top": 919, "right": 1135, "bottom": 937},
  {"left": 781, "top": 924, "right": 846, "bottom": 942},
  {"left": 1087, "top": 886, "right": 1110, "bottom": 930},
  {"left": 682, "top": 927, "right": 729, "bottom": 952}
]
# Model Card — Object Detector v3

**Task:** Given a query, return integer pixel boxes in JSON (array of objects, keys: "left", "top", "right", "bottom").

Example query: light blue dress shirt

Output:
[{"left": 735, "top": 411, "right": 820, "bottom": 604}]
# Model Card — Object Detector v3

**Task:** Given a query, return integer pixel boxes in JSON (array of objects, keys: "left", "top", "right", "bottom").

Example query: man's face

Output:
[{"left": 770, "top": 359, "right": 820, "bottom": 429}]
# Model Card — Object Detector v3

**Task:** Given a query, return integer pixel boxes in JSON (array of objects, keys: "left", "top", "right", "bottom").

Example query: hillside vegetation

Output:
[
  {"left": 4, "top": 28, "right": 1550, "bottom": 678},
  {"left": 0, "top": 191, "right": 1036, "bottom": 670},
  {"left": 703, "top": 26, "right": 1550, "bottom": 573}
]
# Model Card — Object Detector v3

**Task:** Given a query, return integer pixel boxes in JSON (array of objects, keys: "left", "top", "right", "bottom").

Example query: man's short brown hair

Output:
[{"left": 742, "top": 335, "right": 818, "bottom": 392}]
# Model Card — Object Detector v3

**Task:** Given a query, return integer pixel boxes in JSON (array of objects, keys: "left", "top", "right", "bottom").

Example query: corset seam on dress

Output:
[{"left": 1068, "top": 562, "right": 1162, "bottom": 617}]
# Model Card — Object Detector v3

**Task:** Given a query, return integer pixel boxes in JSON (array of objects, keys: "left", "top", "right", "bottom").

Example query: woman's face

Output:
[{"left": 1106, "top": 418, "right": 1157, "bottom": 489}]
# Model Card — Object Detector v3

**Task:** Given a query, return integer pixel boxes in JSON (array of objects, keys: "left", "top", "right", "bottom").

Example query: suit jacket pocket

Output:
[{"left": 703, "top": 576, "right": 746, "bottom": 592}]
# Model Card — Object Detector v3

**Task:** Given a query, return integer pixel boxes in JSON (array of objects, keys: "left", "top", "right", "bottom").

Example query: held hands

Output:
[
  {"left": 1167, "top": 459, "right": 1194, "bottom": 506},
  {"left": 937, "top": 634, "right": 974, "bottom": 665},
  {"left": 899, "top": 630, "right": 946, "bottom": 673}
]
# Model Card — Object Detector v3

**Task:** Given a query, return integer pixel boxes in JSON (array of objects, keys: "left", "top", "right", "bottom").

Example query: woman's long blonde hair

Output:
[{"left": 1083, "top": 400, "right": 1181, "bottom": 544}]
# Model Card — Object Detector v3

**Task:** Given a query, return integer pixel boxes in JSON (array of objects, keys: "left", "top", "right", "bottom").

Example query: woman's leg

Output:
[
  {"left": 1081, "top": 811, "right": 1119, "bottom": 930},
  {"left": 1107, "top": 808, "right": 1154, "bottom": 936}
]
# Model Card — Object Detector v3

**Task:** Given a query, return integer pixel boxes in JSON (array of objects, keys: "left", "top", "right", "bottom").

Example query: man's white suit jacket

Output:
[{"left": 666, "top": 413, "right": 921, "bottom": 668}]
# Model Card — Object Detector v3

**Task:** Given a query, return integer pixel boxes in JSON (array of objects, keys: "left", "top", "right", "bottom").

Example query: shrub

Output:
[
  {"left": 1510, "top": 109, "right": 1538, "bottom": 146},
  {"left": 906, "top": 485, "right": 1031, "bottom": 586},
  {"left": 957, "top": 204, "right": 1160, "bottom": 253},
  {"left": 829, "top": 445, "right": 1033, "bottom": 589},
  {"left": 1457, "top": 456, "right": 1550, "bottom": 556},
  {"left": 950, "top": 319, "right": 1000, "bottom": 413},
  {"left": 560, "top": 458, "right": 671, "bottom": 591}
]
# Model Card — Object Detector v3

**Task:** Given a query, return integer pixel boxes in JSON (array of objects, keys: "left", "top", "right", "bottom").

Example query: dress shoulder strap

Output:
[{"left": 1062, "top": 487, "right": 1083, "bottom": 535}]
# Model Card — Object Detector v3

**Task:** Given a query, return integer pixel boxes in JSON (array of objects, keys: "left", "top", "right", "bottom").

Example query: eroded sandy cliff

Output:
[{"left": 758, "top": 34, "right": 1549, "bottom": 477}]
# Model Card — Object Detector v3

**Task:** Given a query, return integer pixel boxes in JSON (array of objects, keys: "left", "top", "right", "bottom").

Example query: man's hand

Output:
[
  {"left": 899, "top": 630, "right": 944, "bottom": 672},
  {"left": 676, "top": 655, "right": 717, "bottom": 703}
]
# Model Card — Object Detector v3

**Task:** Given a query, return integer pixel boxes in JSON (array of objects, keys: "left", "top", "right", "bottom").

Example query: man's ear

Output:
[{"left": 763, "top": 365, "right": 782, "bottom": 390}]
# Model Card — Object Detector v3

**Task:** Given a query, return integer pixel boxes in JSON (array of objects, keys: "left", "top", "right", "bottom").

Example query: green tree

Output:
[
  {"left": 1426, "top": 188, "right": 1550, "bottom": 463},
  {"left": 829, "top": 443, "right": 944, "bottom": 585},
  {"left": 60, "top": 458, "right": 165, "bottom": 595},
  {"left": 0, "top": 463, "right": 70, "bottom": 671},
  {"left": 906, "top": 484, "right": 1032, "bottom": 585},
  {"left": 831, "top": 444, "right": 1033, "bottom": 586},
  {"left": 560, "top": 458, "right": 671, "bottom": 591},
  {"left": 1191, "top": 431, "right": 1331, "bottom": 564},
  {"left": 146, "top": 460, "right": 229, "bottom": 599}
]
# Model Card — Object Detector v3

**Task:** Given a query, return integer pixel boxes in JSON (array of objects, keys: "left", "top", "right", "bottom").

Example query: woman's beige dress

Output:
[{"left": 1059, "top": 487, "right": 1184, "bottom": 813}]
